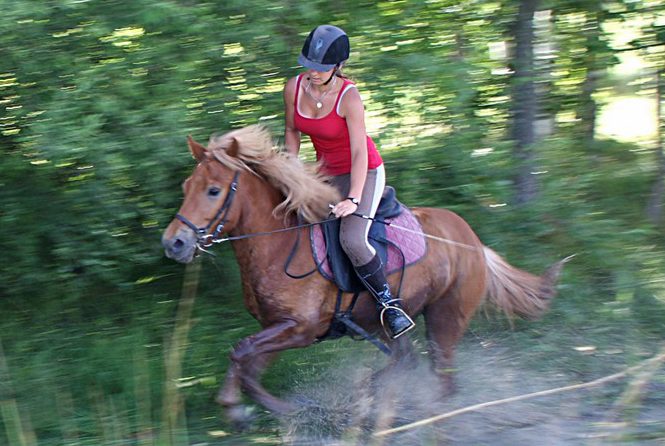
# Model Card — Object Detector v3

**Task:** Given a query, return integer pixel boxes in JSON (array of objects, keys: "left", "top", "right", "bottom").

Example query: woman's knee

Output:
[{"left": 340, "top": 233, "right": 373, "bottom": 266}]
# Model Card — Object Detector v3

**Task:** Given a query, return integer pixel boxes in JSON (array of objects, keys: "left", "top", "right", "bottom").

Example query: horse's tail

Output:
[{"left": 483, "top": 247, "right": 570, "bottom": 319}]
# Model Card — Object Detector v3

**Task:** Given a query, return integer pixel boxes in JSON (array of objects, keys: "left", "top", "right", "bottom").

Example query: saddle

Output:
[{"left": 310, "top": 186, "right": 427, "bottom": 293}]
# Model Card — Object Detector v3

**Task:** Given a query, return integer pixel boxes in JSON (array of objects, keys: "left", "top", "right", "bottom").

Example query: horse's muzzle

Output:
[{"left": 162, "top": 229, "right": 197, "bottom": 264}]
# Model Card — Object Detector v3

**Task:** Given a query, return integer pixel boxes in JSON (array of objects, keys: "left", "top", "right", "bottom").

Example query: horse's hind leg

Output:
[
  {"left": 423, "top": 279, "right": 485, "bottom": 397},
  {"left": 348, "top": 336, "right": 418, "bottom": 440}
]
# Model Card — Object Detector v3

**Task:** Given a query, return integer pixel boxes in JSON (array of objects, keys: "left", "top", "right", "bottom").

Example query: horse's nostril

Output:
[{"left": 174, "top": 238, "right": 184, "bottom": 249}]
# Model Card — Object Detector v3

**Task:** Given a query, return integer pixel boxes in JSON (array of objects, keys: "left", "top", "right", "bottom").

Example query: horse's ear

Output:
[
  {"left": 187, "top": 135, "right": 206, "bottom": 161},
  {"left": 226, "top": 137, "right": 240, "bottom": 158}
]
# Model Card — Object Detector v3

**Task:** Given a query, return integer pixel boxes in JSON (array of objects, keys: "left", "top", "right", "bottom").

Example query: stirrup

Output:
[{"left": 379, "top": 305, "right": 415, "bottom": 339}]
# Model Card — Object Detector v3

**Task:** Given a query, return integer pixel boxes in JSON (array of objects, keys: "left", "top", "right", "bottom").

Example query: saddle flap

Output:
[
  {"left": 319, "top": 218, "right": 365, "bottom": 291},
  {"left": 376, "top": 186, "right": 401, "bottom": 218}
]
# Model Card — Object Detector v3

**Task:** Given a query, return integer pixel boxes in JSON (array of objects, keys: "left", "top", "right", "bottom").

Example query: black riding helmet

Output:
[{"left": 297, "top": 25, "right": 350, "bottom": 72}]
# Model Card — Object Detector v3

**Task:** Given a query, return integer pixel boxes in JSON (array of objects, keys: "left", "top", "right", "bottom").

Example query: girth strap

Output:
[
  {"left": 326, "top": 289, "right": 392, "bottom": 356},
  {"left": 334, "top": 313, "right": 392, "bottom": 356}
]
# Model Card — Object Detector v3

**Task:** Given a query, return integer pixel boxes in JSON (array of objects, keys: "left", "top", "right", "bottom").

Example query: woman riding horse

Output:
[
  {"left": 283, "top": 25, "right": 414, "bottom": 339},
  {"left": 161, "top": 26, "right": 566, "bottom": 422},
  {"left": 162, "top": 124, "right": 565, "bottom": 420}
]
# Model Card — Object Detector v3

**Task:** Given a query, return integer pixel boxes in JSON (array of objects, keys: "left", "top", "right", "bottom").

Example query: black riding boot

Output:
[{"left": 356, "top": 254, "right": 415, "bottom": 339}]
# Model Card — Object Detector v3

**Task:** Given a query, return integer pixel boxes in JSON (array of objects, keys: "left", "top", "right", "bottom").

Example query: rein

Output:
[
  {"left": 209, "top": 217, "right": 338, "bottom": 245},
  {"left": 173, "top": 166, "right": 481, "bottom": 257},
  {"left": 177, "top": 183, "right": 479, "bottom": 253}
]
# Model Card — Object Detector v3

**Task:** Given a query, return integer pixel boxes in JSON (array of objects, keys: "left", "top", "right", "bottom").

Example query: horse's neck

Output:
[
  {"left": 227, "top": 177, "right": 313, "bottom": 318},
  {"left": 227, "top": 176, "right": 325, "bottom": 326},
  {"left": 229, "top": 178, "right": 300, "bottom": 270}
]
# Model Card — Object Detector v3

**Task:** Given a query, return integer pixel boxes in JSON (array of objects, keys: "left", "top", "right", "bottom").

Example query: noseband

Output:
[{"left": 174, "top": 171, "right": 239, "bottom": 248}]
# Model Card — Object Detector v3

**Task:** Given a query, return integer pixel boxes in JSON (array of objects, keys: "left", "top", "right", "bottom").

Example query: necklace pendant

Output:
[{"left": 316, "top": 102, "right": 322, "bottom": 109}]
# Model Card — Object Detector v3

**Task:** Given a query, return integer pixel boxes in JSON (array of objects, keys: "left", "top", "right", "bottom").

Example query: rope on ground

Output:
[{"left": 373, "top": 345, "right": 665, "bottom": 438}]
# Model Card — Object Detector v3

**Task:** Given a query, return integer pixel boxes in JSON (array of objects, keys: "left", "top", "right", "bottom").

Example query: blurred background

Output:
[{"left": 0, "top": 0, "right": 663, "bottom": 444}]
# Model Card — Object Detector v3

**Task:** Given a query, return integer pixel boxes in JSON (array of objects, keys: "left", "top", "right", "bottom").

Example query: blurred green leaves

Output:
[{"left": 1, "top": 0, "right": 664, "bottom": 442}]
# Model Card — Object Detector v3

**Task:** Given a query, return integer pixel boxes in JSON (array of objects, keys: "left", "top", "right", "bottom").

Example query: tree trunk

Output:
[
  {"left": 579, "top": 69, "right": 599, "bottom": 140},
  {"left": 645, "top": 69, "right": 664, "bottom": 226},
  {"left": 577, "top": 9, "right": 601, "bottom": 141},
  {"left": 510, "top": 0, "right": 539, "bottom": 206}
]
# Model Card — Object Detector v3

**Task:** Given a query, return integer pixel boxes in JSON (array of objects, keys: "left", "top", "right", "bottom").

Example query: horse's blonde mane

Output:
[{"left": 207, "top": 125, "right": 340, "bottom": 223}]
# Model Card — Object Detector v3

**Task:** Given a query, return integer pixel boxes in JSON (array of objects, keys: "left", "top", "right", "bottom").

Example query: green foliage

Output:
[{"left": 1, "top": 0, "right": 663, "bottom": 443}]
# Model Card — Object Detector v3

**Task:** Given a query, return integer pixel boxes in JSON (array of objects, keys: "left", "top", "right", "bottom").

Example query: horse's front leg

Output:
[
  {"left": 217, "top": 351, "right": 277, "bottom": 427},
  {"left": 217, "top": 319, "right": 317, "bottom": 417}
]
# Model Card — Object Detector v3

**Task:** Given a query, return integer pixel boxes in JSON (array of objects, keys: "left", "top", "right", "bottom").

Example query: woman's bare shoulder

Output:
[
  {"left": 339, "top": 83, "right": 364, "bottom": 117},
  {"left": 284, "top": 75, "right": 301, "bottom": 93}
]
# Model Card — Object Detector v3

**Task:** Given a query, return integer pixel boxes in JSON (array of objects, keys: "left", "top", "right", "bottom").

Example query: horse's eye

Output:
[{"left": 208, "top": 186, "right": 221, "bottom": 197}]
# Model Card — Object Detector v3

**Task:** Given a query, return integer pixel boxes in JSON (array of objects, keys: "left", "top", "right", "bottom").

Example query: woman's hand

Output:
[{"left": 331, "top": 199, "right": 358, "bottom": 218}]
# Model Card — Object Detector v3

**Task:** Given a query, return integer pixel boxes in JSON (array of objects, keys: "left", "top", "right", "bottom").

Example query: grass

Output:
[{"left": 1, "top": 262, "right": 664, "bottom": 445}]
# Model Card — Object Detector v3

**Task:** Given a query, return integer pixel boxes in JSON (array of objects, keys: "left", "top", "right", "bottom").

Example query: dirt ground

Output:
[{"left": 278, "top": 334, "right": 665, "bottom": 445}]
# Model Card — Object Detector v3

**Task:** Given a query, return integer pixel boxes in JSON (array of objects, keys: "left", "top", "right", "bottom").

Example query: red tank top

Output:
[{"left": 293, "top": 74, "right": 382, "bottom": 176}]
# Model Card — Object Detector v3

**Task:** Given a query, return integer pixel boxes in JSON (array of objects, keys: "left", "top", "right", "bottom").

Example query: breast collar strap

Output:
[{"left": 174, "top": 171, "right": 240, "bottom": 248}]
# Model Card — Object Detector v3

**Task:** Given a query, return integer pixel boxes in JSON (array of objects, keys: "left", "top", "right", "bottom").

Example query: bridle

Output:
[{"left": 174, "top": 171, "right": 240, "bottom": 249}]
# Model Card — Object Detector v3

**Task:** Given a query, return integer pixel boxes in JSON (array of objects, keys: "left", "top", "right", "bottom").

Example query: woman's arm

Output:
[
  {"left": 332, "top": 86, "right": 368, "bottom": 218},
  {"left": 283, "top": 76, "right": 301, "bottom": 155}
]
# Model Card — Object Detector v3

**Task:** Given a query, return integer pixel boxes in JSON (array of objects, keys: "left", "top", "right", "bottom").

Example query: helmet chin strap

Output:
[{"left": 323, "top": 65, "right": 339, "bottom": 85}]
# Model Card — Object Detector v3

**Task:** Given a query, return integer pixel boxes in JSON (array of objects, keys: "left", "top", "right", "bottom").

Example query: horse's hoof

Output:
[{"left": 225, "top": 405, "right": 256, "bottom": 431}]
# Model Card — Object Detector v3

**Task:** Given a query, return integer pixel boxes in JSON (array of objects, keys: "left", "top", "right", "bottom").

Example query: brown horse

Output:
[{"left": 162, "top": 125, "right": 565, "bottom": 420}]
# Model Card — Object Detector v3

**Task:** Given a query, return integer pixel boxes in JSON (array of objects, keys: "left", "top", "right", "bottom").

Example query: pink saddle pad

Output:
[{"left": 311, "top": 206, "right": 427, "bottom": 279}]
